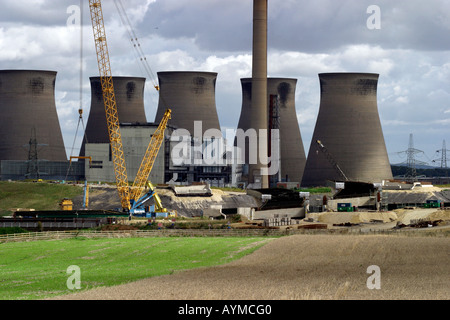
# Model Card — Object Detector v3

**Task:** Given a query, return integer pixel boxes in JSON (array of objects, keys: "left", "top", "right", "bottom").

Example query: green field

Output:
[
  {"left": 0, "top": 236, "right": 269, "bottom": 300},
  {"left": 0, "top": 181, "right": 83, "bottom": 216}
]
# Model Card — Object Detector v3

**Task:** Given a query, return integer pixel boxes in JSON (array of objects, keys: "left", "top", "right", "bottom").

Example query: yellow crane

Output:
[{"left": 88, "top": 0, "right": 172, "bottom": 216}]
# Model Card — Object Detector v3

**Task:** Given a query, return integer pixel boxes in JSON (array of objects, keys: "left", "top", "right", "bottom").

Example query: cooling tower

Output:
[
  {"left": 0, "top": 70, "right": 67, "bottom": 161},
  {"left": 301, "top": 73, "right": 393, "bottom": 187},
  {"left": 81, "top": 76, "right": 147, "bottom": 155},
  {"left": 154, "top": 71, "right": 221, "bottom": 135},
  {"left": 237, "top": 78, "right": 306, "bottom": 183}
]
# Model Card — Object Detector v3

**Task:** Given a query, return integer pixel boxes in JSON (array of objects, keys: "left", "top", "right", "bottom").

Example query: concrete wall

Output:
[
  {"left": 326, "top": 196, "right": 374, "bottom": 212},
  {"left": 0, "top": 160, "right": 84, "bottom": 181},
  {"left": 253, "top": 207, "right": 305, "bottom": 220}
]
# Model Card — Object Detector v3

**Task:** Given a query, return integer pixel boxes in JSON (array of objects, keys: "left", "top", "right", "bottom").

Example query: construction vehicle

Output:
[
  {"left": 316, "top": 140, "right": 349, "bottom": 182},
  {"left": 88, "top": 0, "right": 173, "bottom": 218},
  {"left": 60, "top": 199, "right": 74, "bottom": 211}
]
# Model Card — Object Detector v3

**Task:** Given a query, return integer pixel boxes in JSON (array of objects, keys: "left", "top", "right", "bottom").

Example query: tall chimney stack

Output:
[{"left": 250, "top": 0, "right": 268, "bottom": 188}]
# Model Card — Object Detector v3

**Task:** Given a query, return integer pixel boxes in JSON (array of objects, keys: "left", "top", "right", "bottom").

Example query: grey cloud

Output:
[{"left": 138, "top": 0, "right": 450, "bottom": 53}]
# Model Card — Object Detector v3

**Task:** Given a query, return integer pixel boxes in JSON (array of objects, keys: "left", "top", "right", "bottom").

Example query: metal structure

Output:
[
  {"left": 316, "top": 140, "right": 349, "bottom": 182},
  {"left": 154, "top": 71, "right": 221, "bottom": 136},
  {"left": 129, "top": 109, "right": 171, "bottom": 203},
  {"left": 434, "top": 140, "right": 449, "bottom": 169},
  {"left": 397, "top": 133, "right": 427, "bottom": 181},
  {"left": 301, "top": 73, "right": 393, "bottom": 187},
  {"left": 89, "top": 0, "right": 130, "bottom": 210},
  {"left": 238, "top": 78, "right": 306, "bottom": 185},
  {"left": 0, "top": 70, "right": 67, "bottom": 161},
  {"left": 89, "top": 0, "right": 172, "bottom": 214},
  {"left": 80, "top": 76, "right": 147, "bottom": 156}
]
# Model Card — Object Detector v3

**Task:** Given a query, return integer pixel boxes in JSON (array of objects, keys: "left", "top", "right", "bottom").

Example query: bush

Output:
[
  {"left": 229, "top": 214, "right": 242, "bottom": 223},
  {"left": 0, "top": 227, "right": 29, "bottom": 235}
]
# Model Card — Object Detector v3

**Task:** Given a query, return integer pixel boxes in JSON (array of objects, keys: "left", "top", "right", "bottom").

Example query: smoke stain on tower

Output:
[
  {"left": 29, "top": 77, "right": 45, "bottom": 95},
  {"left": 192, "top": 77, "right": 206, "bottom": 94},
  {"left": 277, "top": 82, "right": 290, "bottom": 107},
  {"left": 126, "top": 81, "right": 136, "bottom": 100}
]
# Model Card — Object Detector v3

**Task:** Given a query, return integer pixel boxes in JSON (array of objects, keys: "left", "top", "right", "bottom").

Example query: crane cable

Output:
[
  {"left": 112, "top": 0, "right": 172, "bottom": 110},
  {"left": 113, "top": 0, "right": 158, "bottom": 89},
  {"left": 65, "top": 0, "right": 89, "bottom": 183}
]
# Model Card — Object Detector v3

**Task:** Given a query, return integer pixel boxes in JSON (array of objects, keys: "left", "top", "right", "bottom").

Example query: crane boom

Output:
[
  {"left": 316, "top": 140, "right": 349, "bottom": 182},
  {"left": 89, "top": 0, "right": 131, "bottom": 211},
  {"left": 130, "top": 109, "right": 172, "bottom": 202}
]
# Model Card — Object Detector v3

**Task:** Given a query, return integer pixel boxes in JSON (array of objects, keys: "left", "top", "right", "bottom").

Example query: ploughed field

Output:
[{"left": 55, "top": 234, "right": 449, "bottom": 300}]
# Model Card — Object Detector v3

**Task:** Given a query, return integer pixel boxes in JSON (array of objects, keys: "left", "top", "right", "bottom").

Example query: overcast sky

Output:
[{"left": 1, "top": 0, "right": 449, "bottom": 167}]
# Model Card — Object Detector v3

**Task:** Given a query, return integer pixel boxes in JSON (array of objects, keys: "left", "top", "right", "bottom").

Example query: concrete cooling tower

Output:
[
  {"left": 81, "top": 76, "right": 147, "bottom": 155},
  {"left": 237, "top": 78, "right": 306, "bottom": 184},
  {"left": 154, "top": 71, "right": 221, "bottom": 135},
  {"left": 0, "top": 70, "right": 67, "bottom": 161},
  {"left": 301, "top": 73, "right": 393, "bottom": 187}
]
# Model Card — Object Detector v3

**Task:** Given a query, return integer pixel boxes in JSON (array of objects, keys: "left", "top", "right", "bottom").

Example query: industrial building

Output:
[
  {"left": 84, "top": 123, "right": 171, "bottom": 184},
  {"left": 83, "top": 121, "right": 233, "bottom": 186},
  {"left": 82, "top": 70, "right": 233, "bottom": 186},
  {"left": 301, "top": 73, "right": 393, "bottom": 187}
]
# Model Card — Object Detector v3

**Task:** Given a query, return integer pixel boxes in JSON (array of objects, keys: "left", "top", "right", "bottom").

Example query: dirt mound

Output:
[{"left": 307, "top": 211, "right": 398, "bottom": 225}]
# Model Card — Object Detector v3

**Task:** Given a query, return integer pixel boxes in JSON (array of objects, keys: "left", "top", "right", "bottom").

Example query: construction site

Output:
[{"left": 0, "top": 0, "right": 450, "bottom": 234}]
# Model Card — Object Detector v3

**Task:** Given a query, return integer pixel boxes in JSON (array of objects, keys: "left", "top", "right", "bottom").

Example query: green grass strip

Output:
[
  {"left": 0, "top": 237, "right": 269, "bottom": 300},
  {"left": 0, "top": 181, "right": 83, "bottom": 216}
]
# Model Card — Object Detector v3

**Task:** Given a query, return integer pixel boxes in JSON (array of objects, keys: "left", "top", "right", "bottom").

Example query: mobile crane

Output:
[{"left": 89, "top": 0, "right": 172, "bottom": 217}]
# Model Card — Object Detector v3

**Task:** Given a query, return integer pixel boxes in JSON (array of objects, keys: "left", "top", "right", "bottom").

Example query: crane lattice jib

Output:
[
  {"left": 89, "top": 0, "right": 131, "bottom": 211},
  {"left": 130, "top": 109, "right": 172, "bottom": 202}
]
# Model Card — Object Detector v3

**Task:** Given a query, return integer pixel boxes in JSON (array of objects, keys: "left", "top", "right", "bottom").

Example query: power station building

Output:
[
  {"left": 301, "top": 73, "right": 393, "bottom": 187},
  {"left": 83, "top": 71, "right": 233, "bottom": 187}
]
